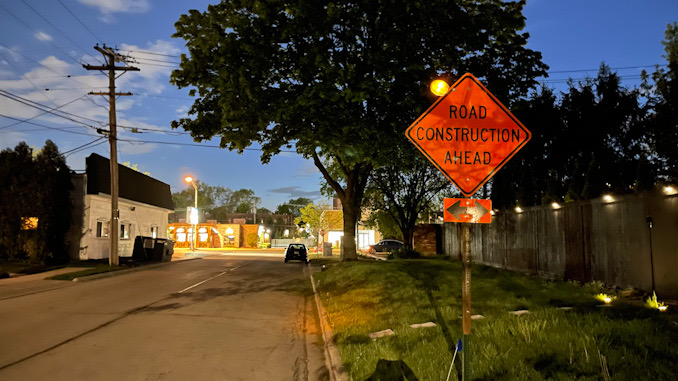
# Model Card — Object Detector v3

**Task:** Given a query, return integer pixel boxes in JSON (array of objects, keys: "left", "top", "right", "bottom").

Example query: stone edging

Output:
[
  {"left": 310, "top": 272, "right": 348, "bottom": 381},
  {"left": 72, "top": 257, "right": 202, "bottom": 282}
]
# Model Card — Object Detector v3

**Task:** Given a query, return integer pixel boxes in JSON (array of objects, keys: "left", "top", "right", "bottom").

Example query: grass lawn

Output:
[{"left": 313, "top": 258, "right": 678, "bottom": 381}]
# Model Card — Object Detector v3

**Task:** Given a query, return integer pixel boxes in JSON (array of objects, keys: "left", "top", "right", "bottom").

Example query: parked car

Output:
[
  {"left": 284, "top": 243, "right": 308, "bottom": 263},
  {"left": 368, "top": 239, "right": 405, "bottom": 254}
]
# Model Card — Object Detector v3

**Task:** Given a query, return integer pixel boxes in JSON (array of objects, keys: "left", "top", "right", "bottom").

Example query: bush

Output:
[
  {"left": 245, "top": 232, "right": 259, "bottom": 247},
  {"left": 387, "top": 247, "right": 421, "bottom": 259}
]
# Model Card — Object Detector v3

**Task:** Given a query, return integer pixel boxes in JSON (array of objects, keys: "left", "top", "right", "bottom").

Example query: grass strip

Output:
[{"left": 313, "top": 259, "right": 678, "bottom": 380}]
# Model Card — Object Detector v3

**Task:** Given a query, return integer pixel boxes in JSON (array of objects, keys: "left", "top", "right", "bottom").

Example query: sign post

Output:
[{"left": 406, "top": 73, "right": 530, "bottom": 381}]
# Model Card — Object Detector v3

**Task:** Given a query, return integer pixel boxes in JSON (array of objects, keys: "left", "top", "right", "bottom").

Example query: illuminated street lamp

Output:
[{"left": 184, "top": 176, "right": 198, "bottom": 251}]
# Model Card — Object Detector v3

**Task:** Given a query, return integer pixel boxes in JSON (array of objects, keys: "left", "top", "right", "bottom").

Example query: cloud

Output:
[
  {"left": 268, "top": 186, "right": 322, "bottom": 199},
  {"left": 34, "top": 32, "right": 53, "bottom": 42},
  {"left": 78, "top": 0, "right": 150, "bottom": 14},
  {"left": 295, "top": 162, "right": 319, "bottom": 177}
]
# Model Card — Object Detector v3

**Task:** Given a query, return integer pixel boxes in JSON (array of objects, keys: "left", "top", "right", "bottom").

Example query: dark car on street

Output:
[
  {"left": 284, "top": 243, "right": 309, "bottom": 263},
  {"left": 368, "top": 239, "right": 405, "bottom": 254}
]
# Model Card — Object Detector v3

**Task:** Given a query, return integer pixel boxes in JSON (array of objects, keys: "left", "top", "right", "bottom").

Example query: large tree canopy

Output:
[{"left": 171, "top": 0, "right": 547, "bottom": 259}]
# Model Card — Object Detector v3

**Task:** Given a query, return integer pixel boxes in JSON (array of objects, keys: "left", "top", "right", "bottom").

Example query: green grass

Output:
[
  {"left": 47, "top": 264, "right": 127, "bottom": 280},
  {"left": 313, "top": 259, "right": 678, "bottom": 381}
]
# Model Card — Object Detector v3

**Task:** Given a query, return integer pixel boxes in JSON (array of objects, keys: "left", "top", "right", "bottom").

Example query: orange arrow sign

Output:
[
  {"left": 444, "top": 198, "right": 492, "bottom": 224},
  {"left": 406, "top": 73, "right": 530, "bottom": 197}
]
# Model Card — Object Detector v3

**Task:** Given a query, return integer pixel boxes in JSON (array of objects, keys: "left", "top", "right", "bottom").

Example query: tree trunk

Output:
[{"left": 341, "top": 200, "right": 359, "bottom": 261}]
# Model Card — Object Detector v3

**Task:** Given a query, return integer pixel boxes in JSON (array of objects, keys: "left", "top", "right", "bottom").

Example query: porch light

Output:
[
  {"left": 515, "top": 206, "right": 523, "bottom": 213},
  {"left": 603, "top": 194, "right": 613, "bottom": 202},
  {"left": 551, "top": 202, "right": 561, "bottom": 209}
]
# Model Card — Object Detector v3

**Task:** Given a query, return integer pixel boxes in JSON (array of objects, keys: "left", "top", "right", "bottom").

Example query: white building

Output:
[{"left": 69, "top": 154, "right": 174, "bottom": 260}]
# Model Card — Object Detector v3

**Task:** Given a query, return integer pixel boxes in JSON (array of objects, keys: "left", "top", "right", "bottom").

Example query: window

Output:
[
  {"left": 120, "top": 223, "right": 131, "bottom": 239},
  {"left": 198, "top": 227, "right": 208, "bottom": 242},
  {"left": 151, "top": 226, "right": 159, "bottom": 239},
  {"left": 96, "top": 221, "right": 109, "bottom": 237}
]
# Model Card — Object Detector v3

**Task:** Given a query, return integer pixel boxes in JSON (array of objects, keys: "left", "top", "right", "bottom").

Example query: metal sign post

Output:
[{"left": 461, "top": 222, "right": 472, "bottom": 380}]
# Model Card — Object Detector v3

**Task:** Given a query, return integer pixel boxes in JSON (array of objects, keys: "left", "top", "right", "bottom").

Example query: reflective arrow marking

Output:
[{"left": 447, "top": 200, "right": 490, "bottom": 222}]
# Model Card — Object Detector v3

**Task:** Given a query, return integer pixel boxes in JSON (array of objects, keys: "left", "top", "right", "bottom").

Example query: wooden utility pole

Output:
[{"left": 83, "top": 45, "right": 139, "bottom": 266}]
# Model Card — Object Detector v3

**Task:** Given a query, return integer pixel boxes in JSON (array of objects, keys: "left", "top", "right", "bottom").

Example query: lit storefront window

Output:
[
  {"left": 176, "top": 227, "right": 186, "bottom": 242},
  {"left": 199, "top": 227, "right": 208, "bottom": 242}
]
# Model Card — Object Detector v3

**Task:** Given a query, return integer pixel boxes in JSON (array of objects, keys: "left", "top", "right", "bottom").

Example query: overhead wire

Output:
[
  {"left": 0, "top": 95, "right": 85, "bottom": 130},
  {"left": 0, "top": 51, "right": 57, "bottom": 108},
  {"left": 0, "top": 43, "right": 98, "bottom": 88},
  {"left": 0, "top": 114, "right": 99, "bottom": 136},
  {"left": 63, "top": 136, "right": 107, "bottom": 156},
  {"left": 56, "top": 0, "right": 104, "bottom": 44},
  {"left": 0, "top": 3, "right": 83, "bottom": 66},
  {"left": 19, "top": 0, "right": 99, "bottom": 64},
  {"left": 0, "top": 90, "right": 100, "bottom": 129}
]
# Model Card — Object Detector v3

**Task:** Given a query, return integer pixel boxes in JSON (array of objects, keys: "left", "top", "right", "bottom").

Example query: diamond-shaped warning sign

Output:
[{"left": 406, "top": 73, "right": 530, "bottom": 196}]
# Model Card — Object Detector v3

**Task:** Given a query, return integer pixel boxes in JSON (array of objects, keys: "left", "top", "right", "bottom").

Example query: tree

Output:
[
  {"left": 275, "top": 197, "right": 313, "bottom": 217},
  {"left": 0, "top": 141, "right": 72, "bottom": 264},
  {"left": 171, "top": 0, "right": 547, "bottom": 260},
  {"left": 365, "top": 149, "right": 451, "bottom": 249},
  {"left": 646, "top": 22, "right": 678, "bottom": 182}
]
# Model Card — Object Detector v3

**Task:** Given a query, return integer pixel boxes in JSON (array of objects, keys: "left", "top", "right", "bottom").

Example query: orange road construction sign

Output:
[
  {"left": 444, "top": 198, "right": 492, "bottom": 224},
  {"left": 406, "top": 73, "right": 531, "bottom": 197}
]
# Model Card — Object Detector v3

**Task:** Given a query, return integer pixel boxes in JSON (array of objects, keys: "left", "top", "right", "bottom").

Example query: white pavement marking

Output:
[{"left": 177, "top": 261, "right": 251, "bottom": 294}]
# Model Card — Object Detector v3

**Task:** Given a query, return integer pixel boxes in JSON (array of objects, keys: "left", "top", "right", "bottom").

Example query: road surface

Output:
[{"left": 0, "top": 254, "right": 328, "bottom": 380}]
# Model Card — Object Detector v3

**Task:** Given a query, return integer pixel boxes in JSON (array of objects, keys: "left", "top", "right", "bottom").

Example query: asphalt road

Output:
[{"left": 0, "top": 254, "right": 328, "bottom": 380}]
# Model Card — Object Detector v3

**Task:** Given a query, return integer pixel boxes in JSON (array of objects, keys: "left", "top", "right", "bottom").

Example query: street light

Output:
[{"left": 184, "top": 176, "right": 198, "bottom": 251}]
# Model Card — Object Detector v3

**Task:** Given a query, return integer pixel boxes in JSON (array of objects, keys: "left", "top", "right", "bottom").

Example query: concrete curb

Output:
[
  {"left": 310, "top": 272, "right": 348, "bottom": 381},
  {"left": 72, "top": 257, "right": 201, "bottom": 282}
]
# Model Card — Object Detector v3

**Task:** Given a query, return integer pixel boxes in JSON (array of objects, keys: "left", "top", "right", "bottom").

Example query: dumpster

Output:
[{"left": 132, "top": 236, "right": 174, "bottom": 262}]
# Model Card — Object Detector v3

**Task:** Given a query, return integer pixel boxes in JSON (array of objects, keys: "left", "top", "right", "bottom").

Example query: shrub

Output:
[
  {"left": 245, "top": 232, "right": 259, "bottom": 248},
  {"left": 387, "top": 247, "right": 421, "bottom": 259}
]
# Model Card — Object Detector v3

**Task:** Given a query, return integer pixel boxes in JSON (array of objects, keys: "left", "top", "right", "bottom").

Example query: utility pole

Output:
[{"left": 84, "top": 45, "right": 139, "bottom": 266}]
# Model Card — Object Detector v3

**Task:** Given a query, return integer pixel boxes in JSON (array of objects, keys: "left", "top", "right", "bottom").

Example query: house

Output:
[
  {"left": 319, "top": 208, "right": 380, "bottom": 250},
  {"left": 68, "top": 154, "right": 174, "bottom": 260}
]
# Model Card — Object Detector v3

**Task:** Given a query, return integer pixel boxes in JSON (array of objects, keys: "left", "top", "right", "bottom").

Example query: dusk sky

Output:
[{"left": 1, "top": 1, "right": 677, "bottom": 210}]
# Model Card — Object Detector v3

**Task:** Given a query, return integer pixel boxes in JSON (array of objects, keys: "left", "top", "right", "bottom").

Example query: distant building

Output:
[{"left": 68, "top": 154, "right": 174, "bottom": 260}]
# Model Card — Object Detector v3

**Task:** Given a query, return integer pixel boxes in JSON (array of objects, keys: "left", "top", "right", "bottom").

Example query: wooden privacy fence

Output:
[{"left": 443, "top": 190, "right": 678, "bottom": 298}]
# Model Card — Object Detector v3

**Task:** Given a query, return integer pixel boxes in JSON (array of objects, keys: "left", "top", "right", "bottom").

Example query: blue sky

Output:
[{"left": 1, "top": 1, "right": 677, "bottom": 210}]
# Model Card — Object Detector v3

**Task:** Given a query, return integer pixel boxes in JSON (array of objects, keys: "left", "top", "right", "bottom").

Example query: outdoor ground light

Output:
[
  {"left": 430, "top": 79, "right": 450, "bottom": 96},
  {"left": 596, "top": 293, "right": 614, "bottom": 304}
]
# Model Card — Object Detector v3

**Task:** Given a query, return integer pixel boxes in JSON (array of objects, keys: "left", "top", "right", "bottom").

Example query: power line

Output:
[
  {"left": 56, "top": 0, "right": 104, "bottom": 44},
  {"left": 116, "top": 137, "right": 297, "bottom": 153},
  {"left": 547, "top": 64, "right": 667, "bottom": 75},
  {"left": 0, "top": 95, "right": 85, "bottom": 130},
  {"left": 0, "top": 3, "right": 82, "bottom": 66},
  {"left": 0, "top": 51, "right": 57, "bottom": 108},
  {"left": 20, "top": 0, "right": 98, "bottom": 63},
  {"left": 0, "top": 43, "right": 95, "bottom": 88},
  {"left": 63, "top": 136, "right": 106, "bottom": 156},
  {"left": 117, "top": 49, "right": 181, "bottom": 58},
  {"left": 0, "top": 90, "right": 99, "bottom": 129},
  {"left": 0, "top": 114, "right": 98, "bottom": 136}
]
